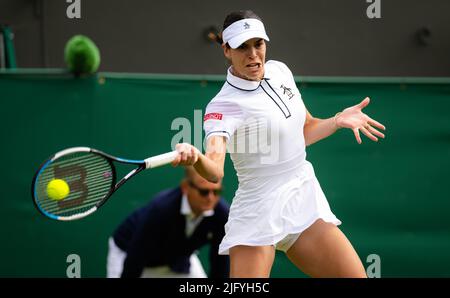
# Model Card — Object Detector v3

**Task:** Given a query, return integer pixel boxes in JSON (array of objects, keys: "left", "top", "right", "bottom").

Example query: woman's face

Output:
[{"left": 223, "top": 38, "right": 266, "bottom": 81}]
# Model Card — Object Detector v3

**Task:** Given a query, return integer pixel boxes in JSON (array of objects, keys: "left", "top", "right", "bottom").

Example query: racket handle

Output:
[{"left": 144, "top": 150, "right": 179, "bottom": 169}]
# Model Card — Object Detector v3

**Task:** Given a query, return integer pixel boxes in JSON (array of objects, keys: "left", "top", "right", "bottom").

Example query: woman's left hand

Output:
[{"left": 335, "top": 97, "right": 386, "bottom": 144}]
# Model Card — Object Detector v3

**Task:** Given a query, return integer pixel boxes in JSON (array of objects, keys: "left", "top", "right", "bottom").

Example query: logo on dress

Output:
[
  {"left": 204, "top": 113, "right": 223, "bottom": 121},
  {"left": 243, "top": 22, "right": 251, "bottom": 29},
  {"left": 280, "top": 84, "right": 294, "bottom": 100}
]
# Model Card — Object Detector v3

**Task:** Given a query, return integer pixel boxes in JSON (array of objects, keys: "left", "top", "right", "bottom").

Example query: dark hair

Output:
[{"left": 212, "top": 10, "right": 263, "bottom": 46}]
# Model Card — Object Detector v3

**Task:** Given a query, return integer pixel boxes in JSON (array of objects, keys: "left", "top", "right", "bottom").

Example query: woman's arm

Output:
[
  {"left": 303, "top": 109, "right": 340, "bottom": 146},
  {"left": 304, "top": 97, "right": 386, "bottom": 146},
  {"left": 171, "top": 136, "right": 227, "bottom": 183}
]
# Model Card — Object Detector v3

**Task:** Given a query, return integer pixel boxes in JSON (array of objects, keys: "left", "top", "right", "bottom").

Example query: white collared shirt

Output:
[
  {"left": 203, "top": 60, "right": 309, "bottom": 180},
  {"left": 181, "top": 194, "right": 214, "bottom": 238}
]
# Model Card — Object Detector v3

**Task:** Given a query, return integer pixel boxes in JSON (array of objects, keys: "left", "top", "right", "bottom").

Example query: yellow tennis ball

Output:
[{"left": 47, "top": 179, "right": 70, "bottom": 200}]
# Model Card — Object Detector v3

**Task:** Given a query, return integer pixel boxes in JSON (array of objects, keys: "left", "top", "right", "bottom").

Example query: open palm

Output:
[{"left": 336, "top": 97, "right": 386, "bottom": 144}]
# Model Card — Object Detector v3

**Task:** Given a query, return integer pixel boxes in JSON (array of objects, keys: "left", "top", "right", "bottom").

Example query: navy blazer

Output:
[{"left": 113, "top": 187, "right": 230, "bottom": 278}]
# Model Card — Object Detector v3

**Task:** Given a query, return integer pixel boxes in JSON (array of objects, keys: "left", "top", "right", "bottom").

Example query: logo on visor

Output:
[{"left": 244, "top": 22, "right": 251, "bottom": 29}]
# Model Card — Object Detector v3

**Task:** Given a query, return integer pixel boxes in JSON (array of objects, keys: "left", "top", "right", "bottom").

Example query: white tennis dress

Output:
[{"left": 204, "top": 60, "right": 341, "bottom": 255}]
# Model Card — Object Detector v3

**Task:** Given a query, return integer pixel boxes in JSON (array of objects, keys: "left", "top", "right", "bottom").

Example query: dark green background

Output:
[{"left": 1, "top": 70, "right": 449, "bottom": 277}]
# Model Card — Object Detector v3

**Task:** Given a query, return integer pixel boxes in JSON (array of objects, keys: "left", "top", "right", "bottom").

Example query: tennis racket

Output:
[{"left": 31, "top": 147, "right": 178, "bottom": 221}]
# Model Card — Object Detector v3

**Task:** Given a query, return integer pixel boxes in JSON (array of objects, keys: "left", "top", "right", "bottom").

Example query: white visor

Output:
[{"left": 222, "top": 18, "right": 270, "bottom": 49}]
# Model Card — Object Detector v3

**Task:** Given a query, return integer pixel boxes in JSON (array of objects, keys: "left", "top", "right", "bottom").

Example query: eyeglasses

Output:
[{"left": 188, "top": 181, "right": 222, "bottom": 197}]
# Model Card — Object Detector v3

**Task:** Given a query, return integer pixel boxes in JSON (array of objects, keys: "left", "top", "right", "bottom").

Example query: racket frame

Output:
[{"left": 32, "top": 147, "right": 151, "bottom": 221}]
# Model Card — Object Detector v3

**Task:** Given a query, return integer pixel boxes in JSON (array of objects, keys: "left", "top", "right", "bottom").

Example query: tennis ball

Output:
[
  {"left": 64, "top": 35, "right": 101, "bottom": 75},
  {"left": 47, "top": 179, "right": 70, "bottom": 201}
]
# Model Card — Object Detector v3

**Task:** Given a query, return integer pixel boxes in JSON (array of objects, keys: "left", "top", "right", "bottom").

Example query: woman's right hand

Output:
[{"left": 171, "top": 143, "right": 200, "bottom": 167}]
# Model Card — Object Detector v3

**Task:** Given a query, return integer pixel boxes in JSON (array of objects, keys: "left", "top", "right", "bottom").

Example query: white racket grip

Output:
[{"left": 144, "top": 151, "right": 179, "bottom": 169}]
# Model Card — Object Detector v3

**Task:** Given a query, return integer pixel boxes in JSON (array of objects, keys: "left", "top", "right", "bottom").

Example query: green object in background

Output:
[
  {"left": 1, "top": 26, "right": 17, "bottom": 68},
  {"left": 0, "top": 71, "right": 450, "bottom": 277},
  {"left": 64, "top": 35, "right": 101, "bottom": 75}
]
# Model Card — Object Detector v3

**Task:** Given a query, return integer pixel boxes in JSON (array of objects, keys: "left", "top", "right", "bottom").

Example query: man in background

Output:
[{"left": 107, "top": 166, "right": 229, "bottom": 277}]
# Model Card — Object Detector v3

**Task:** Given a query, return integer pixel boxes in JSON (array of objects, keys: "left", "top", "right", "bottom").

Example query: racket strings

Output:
[{"left": 35, "top": 152, "right": 114, "bottom": 217}]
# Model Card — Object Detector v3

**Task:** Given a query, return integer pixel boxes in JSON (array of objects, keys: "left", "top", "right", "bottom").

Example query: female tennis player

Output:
[{"left": 172, "top": 10, "right": 386, "bottom": 278}]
